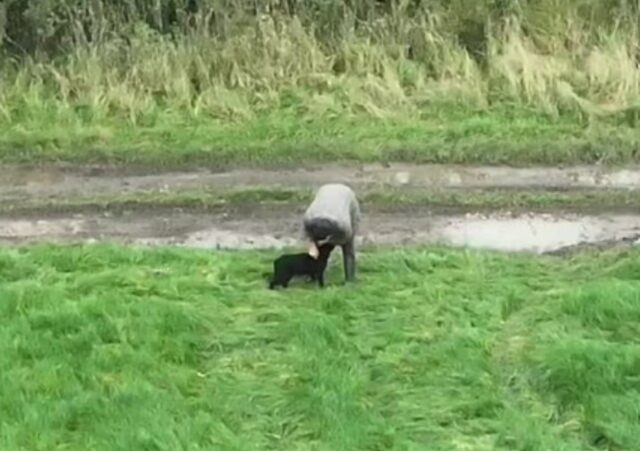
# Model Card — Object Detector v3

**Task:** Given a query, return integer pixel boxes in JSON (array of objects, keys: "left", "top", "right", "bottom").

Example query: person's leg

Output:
[{"left": 342, "top": 239, "right": 356, "bottom": 282}]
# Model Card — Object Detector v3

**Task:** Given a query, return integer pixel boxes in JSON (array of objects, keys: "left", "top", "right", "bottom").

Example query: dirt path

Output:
[
  {"left": 3, "top": 163, "right": 640, "bottom": 204},
  {"left": 2, "top": 204, "right": 639, "bottom": 254},
  {"left": 2, "top": 163, "right": 640, "bottom": 254}
]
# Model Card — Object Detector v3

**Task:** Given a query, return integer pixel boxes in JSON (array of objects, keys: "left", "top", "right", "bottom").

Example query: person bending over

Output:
[{"left": 303, "top": 183, "right": 360, "bottom": 282}]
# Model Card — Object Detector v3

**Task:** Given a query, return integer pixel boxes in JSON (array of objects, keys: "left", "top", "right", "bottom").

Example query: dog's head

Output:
[{"left": 317, "top": 243, "right": 335, "bottom": 259}]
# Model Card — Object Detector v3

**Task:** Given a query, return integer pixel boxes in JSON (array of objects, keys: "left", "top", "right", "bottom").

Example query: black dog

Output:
[{"left": 269, "top": 244, "right": 335, "bottom": 289}]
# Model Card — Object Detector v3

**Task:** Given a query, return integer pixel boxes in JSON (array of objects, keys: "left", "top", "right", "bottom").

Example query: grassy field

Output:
[
  {"left": 1, "top": 243, "right": 639, "bottom": 450},
  {"left": 3, "top": 1, "right": 640, "bottom": 167}
]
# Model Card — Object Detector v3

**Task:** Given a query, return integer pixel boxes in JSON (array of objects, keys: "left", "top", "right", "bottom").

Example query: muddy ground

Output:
[
  {"left": 2, "top": 163, "right": 640, "bottom": 254},
  {"left": 3, "top": 163, "right": 640, "bottom": 204}
]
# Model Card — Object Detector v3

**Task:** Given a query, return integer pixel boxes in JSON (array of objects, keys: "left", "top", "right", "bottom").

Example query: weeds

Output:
[{"left": 1, "top": 1, "right": 640, "bottom": 165}]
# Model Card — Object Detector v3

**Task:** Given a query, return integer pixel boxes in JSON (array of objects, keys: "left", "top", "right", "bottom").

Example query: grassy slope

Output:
[
  {"left": 1, "top": 105, "right": 639, "bottom": 168},
  {"left": 1, "top": 244, "right": 639, "bottom": 450}
]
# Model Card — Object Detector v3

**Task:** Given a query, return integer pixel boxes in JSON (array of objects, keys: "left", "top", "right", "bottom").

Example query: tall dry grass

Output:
[{"left": 1, "top": 0, "right": 640, "bottom": 125}]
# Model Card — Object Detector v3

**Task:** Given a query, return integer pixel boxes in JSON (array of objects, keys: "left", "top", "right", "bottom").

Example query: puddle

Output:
[
  {"left": 434, "top": 213, "right": 640, "bottom": 253},
  {"left": 1, "top": 207, "right": 639, "bottom": 254}
]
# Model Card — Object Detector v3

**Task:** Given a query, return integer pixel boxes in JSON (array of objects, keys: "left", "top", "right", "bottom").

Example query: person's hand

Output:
[{"left": 308, "top": 242, "right": 319, "bottom": 259}]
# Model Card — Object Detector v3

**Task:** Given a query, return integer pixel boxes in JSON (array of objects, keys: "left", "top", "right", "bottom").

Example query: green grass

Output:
[
  {"left": 1, "top": 106, "right": 639, "bottom": 168},
  {"left": 1, "top": 243, "right": 640, "bottom": 450}
]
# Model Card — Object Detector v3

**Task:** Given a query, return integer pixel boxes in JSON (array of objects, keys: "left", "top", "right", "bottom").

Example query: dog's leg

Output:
[
  {"left": 282, "top": 275, "right": 292, "bottom": 288},
  {"left": 269, "top": 275, "right": 282, "bottom": 289}
]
